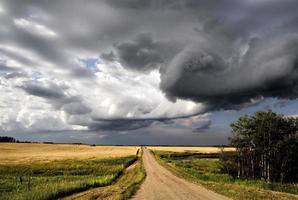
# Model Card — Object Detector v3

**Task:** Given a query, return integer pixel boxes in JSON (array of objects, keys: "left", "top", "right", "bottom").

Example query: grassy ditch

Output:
[
  {"left": 0, "top": 156, "right": 137, "bottom": 200},
  {"left": 63, "top": 148, "right": 146, "bottom": 200},
  {"left": 153, "top": 150, "right": 298, "bottom": 200},
  {"left": 120, "top": 150, "right": 146, "bottom": 200}
]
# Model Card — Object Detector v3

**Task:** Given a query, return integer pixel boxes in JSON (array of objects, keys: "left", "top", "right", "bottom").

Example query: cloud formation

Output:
[
  {"left": 0, "top": 0, "right": 298, "bottom": 136},
  {"left": 112, "top": 33, "right": 163, "bottom": 72},
  {"left": 161, "top": 33, "right": 298, "bottom": 110}
]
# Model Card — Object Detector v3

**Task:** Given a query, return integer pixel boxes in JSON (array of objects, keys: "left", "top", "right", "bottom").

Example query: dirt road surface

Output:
[{"left": 132, "top": 149, "right": 230, "bottom": 200}]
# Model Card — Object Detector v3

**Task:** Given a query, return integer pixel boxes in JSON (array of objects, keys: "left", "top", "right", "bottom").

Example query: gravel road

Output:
[{"left": 132, "top": 149, "right": 230, "bottom": 200}]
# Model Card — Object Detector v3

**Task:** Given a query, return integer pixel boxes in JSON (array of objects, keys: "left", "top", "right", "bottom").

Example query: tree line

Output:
[
  {"left": 221, "top": 110, "right": 298, "bottom": 183},
  {"left": 0, "top": 136, "right": 18, "bottom": 143}
]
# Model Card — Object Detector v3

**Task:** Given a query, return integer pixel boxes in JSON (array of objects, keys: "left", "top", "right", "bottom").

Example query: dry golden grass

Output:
[
  {"left": 0, "top": 143, "right": 139, "bottom": 164},
  {"left": 148, "top": 146, "right": 235, "bottom": 153}
]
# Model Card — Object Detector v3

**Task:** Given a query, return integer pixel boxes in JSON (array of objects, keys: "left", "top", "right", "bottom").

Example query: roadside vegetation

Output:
[
  {"left": 153, "top": 150, "right": 298, "bottom": 199},
  {"left": 0, "top": 156, "right": 137, "bottom": 200},
  {"left": 153, "top": 110, "right": 298, "bottom": 199},
  {"left": 152, "top": 110, "right": 298, "bottom": 199},
  {"left": 63, "top": 148, "right": 146, "bottom": 200}
]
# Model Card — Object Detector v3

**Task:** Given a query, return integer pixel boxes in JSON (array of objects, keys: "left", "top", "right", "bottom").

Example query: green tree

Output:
[{"left": 227, "top": 110, "right": 298, "bottom": 183}]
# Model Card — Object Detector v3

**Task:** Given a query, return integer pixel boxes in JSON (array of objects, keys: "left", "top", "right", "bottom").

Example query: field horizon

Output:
[{"left": 1, "top": 139, "right": 297, "bottom": 200}]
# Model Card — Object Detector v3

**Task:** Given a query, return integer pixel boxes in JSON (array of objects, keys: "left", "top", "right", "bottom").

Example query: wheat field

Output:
[
  {"left": 0, "top": 143, "right": 139, "bottom": 164},
  {"left": 148, "top": 146, "right": 235, "bottom": 153}
]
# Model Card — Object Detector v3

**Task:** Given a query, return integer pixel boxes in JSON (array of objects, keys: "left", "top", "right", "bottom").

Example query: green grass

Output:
[
  {"left": 0, "top": 156, "right": 137, "bottom": 200},
  {"left": 62, "top": 149, "right": 146, "bottom": 200},
  {"left": 120, "top": 151, "right": 146, "bottom": 200},
  {"left": 153, "top": 150, "right": 298, "bottom": 200}
]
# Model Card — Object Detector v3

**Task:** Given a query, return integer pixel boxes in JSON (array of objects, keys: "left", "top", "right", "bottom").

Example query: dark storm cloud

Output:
[
  {"left": 88, "top": 119, "right": 154, "bottom": 131},
  {"left": 156, "top": 0, "right": 298, "bottom": 111},
  {"left": 88, "top": 117, "right": 180, "bottom": 132},
  {"left": 113, "top": 33, "right": 163, "bottom": 72},
  {"left": 104, "top": 0, "right": 237, "bottom": 11},
  {"left": 2, "top": 0, "right": 298, "bottom": 133},
  {"left": 101, "top": 0, "right": 298, "bottom": 111},
  {"left": 86, "top": 112, "right": 213, "bottom": 132},
  {"left": 160, "top": 33, "right": 298, "bottom": 111},
  {"left": 104, "top": 0, "right": 152, "bottom": 10},
  {"left": 88, "top": 114, "right": 209, "bottom": 132}
]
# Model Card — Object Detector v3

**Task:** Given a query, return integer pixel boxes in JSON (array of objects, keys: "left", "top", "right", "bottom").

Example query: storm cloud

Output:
[
  {"left": 113, "top": 33, "right": 163, "bottom": 72},
  {"left": 161, "top": 33, "right": 298, "bottom": 110},
  {"left": 1, "top": 0, "right": 298, "bottom": 138}
]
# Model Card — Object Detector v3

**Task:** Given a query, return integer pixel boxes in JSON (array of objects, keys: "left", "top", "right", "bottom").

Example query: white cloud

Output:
[
  {"left": 14, "top": 18, "right": 57, "bottom": 38},
  {"left": 0, "top": 55, "right": 203, "bottom": 132}
]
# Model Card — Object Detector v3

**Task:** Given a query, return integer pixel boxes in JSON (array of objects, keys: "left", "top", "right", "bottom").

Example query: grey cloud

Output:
[
  {"left": 88, "top": 119, "right": 154, "bottom": 131},
  {"left": 21, "top": 83, "right": 66, "bottom": 99},
  {"left": 273, "top": 100, "right": 290, "bottom": 108},
  {"left": 20, "top": 81, "right": 92, "bottom": 115},
  {"left": 0, "top": 126, "right": 231, "bottom": 145},
  {"left": 4, "top": 71, "right": 27, "bottom": 79},
  {"left": 102, "top": 0, "right": 298, "bottom": 111},
  {"left": 104, "top": 0, "right": 152, "bottom": 10},
  {"left": 88, "top": 117, "right": 172, "bottom": 132},
  {"left": 88, "top": 116, "right": 202, "bottom": 132},
  {"left": 1, "top": 1, "right": 97, "bottom": 80},
  {"left": 2, "top": 0, "right": 298, "bottom": 134},
  {"left": 113, "top": 33, "right": 163, "bottom": 72},
  {"left": 62, "top": 102, "right": 92, "bottom": 115},
  {"left": 86, "top": 112, "right": 212, "bottom": 131},
  {"left": 104, "top": 0, "right": 238, "bottom": 11},
  {"left": 0, "top": 64, "right": 18, "bottom": 72},
  {"left": 0, "top": 63, "right": 27, "bottom": 79},
  {"left": 160, "top": 32, "right": 298, "bottom": 111},
  {"left": 100, "top": 51, "right": 116, "bottom": 62},
  {"left": 97, "top": 124, "right": 230, "bottom": 146},
  {"left": 192, "top": 119, "right": 212, "bottom": 132},
  {"left": 71, "top": 67, "right": 96, "bottom": 78}
]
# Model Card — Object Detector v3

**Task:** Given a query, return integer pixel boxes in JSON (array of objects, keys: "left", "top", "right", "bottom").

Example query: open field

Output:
[
  {"left": 0, "top": 155, "right": 138, "bottom": 200},
  {"left": 2, "top": 143, "right": 296, "bottom": 200},
  {"left": 148, "top": 146, "right": 235, "bottom": 153},
  {"left": 0, "top": 143, "right": 143, "bottom": 200},
  {"left": 153, "top": 150, "right": 298, "bottom": 200},
  {"left": 0, "top": 143, "right": 138, "bottom": 164}
]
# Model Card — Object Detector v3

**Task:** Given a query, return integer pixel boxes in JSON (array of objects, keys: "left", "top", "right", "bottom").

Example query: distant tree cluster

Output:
[
  {"left": 222, "top": 110, "right": 298, "bottom": 183},
  {"left": 0, "top": 136, "right": 18, "bottom": 143}
]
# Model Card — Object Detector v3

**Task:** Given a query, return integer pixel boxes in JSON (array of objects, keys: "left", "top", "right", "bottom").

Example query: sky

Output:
[{"left": 1, "top": 0, "right": 298, "bottom": 145}]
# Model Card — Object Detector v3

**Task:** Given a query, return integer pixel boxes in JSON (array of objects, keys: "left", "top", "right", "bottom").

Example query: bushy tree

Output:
[{"left": 226, "top": 110, "right": 298, "bottom": 183}]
